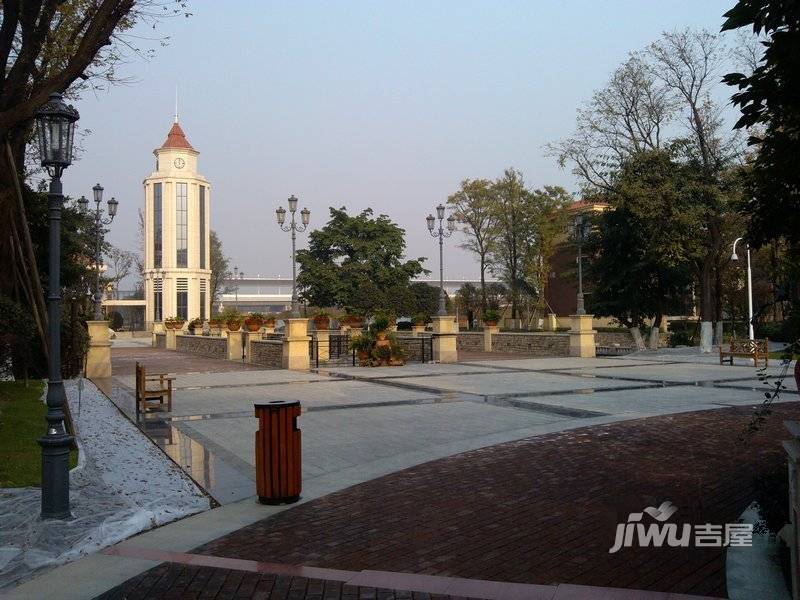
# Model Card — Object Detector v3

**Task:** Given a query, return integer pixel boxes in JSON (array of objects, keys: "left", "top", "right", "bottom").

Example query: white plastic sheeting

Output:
[{"left": 0, "top": 379, "right": 209, "bottom": 590}]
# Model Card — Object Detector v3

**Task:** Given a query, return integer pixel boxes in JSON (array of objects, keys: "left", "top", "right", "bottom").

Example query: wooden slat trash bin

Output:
[{"left": 255, "top": 400, "right": 301, "bottom": 505}]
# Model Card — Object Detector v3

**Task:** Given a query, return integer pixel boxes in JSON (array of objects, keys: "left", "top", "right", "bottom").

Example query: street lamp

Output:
[
  {"left": 731, "top": 237, "right": 754, "bottom": 341},
  {"left": 275, "top": 195, "right": 310, "bottom": 317},
  {"left": 34, "top": 92, "right": 79, "bottom": 519},
  {"left": 78, "top": 183, "right": 118, "bottom": 320},
  {"left": 426, "top": 204, "right": 456, "bottom": 316},
  {"left": 234, "top": 266, "right": 239, "bottom": 306},
  {"left": 574, "top": 214, "right": 586, "bottom": 315}
]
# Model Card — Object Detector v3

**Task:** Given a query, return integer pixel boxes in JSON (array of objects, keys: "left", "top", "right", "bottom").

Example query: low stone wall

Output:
[
  {"left": 490, "top": 332, "right": 570, "bottom": 356},
  {"left": 176, "top": 334, "right": 227, "bottom": 359},
  {"left": 396, "top": 335, "right": 432, "bottom": 362},
  {"left": 250, "top": 339, "right": 283, "bottom": 368},
  {"left": 596, "top": 331, "right": 634, "bottom": 348},
  {"left": 456, "top": 332, "right": 484, "bottom": 352},
  {"left": 263, "top": 333, "right": 284, "bottom": 341},
  {"left": 154, "top": 333, "right": 166, "bottom": 349}
]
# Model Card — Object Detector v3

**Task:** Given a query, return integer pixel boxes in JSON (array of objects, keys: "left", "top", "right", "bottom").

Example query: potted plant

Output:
[
  {"left": 483, "top": 309, "right": 500, "bottom": 327},
  {"left": 264, "top": 314, "right": 276, "bottom": 327},
  {"left": 188, "top": 318, "right": 202, "bottom": 334},
  {"left": 348, "top": 333, "right": 374, "bottom": 365},
  {"left": 313, "top": 310, "right": 331, "bottom": 330},
  {"left": 164, "top": 316, "right": 185, "bottom": 330},
  {"left": 221, "top": 307, "right": 242, "bottom": 332},
  {"left": 342, "top": 310, "right": 364, "bottom": 329},
  {"left": 370, "top": 314, "right": 391, "bottom": 343},
  {"left": 244, "top": 312, "right": 265, "bottom": 332}
]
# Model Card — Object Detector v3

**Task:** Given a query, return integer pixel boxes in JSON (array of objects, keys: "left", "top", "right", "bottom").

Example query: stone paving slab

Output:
[
  {"left": 396, "top": 371, "right": 650, "bottom": 396},
  {"left": 510, "top": 385, "right": 776, "bottom": 418},
  {"left": 553, "top": 363, "right": 764, "bottom": 383},
  {"left": 98, "top": 403, "right": 800, "bottom": 598},
  {"left": 181, "top": 401, "right": 569, "bottom": 482},
  {"left": 166, "top": 380, "right": 441, "bottom": 417}
]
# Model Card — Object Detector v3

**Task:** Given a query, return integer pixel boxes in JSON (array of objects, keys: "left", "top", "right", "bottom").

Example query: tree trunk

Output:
[{"left": 480, "top": 255, "right": 487, "bottom": 313}]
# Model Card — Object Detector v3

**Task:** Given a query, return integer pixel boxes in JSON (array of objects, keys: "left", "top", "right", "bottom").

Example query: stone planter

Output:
[
  {"left": 484, "top": 320, "right": 498, "bottom": 327},
  {"left": 227, "top": 320, "right": 242, "bottom": 332},
  {"left": 313, "top": 316, "right": 330, "bottom": 330},
  {"left": 343, "top": 315, "right": 364, "bottom": 329},
  {"left": 244, "top": 318, "right": 263, "bottom": 332}
]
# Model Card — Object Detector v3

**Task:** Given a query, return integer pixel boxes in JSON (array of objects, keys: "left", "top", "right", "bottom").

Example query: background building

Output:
[{"left": 143, "top": 120, "right": 211, "bottom": 326}]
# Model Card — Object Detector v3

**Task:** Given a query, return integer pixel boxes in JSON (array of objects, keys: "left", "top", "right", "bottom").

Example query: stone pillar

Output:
[
  {"left": 152, "top": 321, "right": 164, "bottom": 347},
  {"left": 315, "top": 330, "right": 330, "bottom": 363},
  {"left": 432, "top": 315, "right": 458, "bottom": 363},
  {"left": 783, "top": 422, "right": 800, "bottom": 600},
  {"left": 483, "top": 325, "right": 499, "bottom": 352},
  {"left": 282, "top": 318, "right": 310, "bottom": 370},
  {"left": 543, "top": 313, "right": 558, "bottom": 332},
  {"left": 569, "top": 314, "right": 596, "bottom": 358},
  {"left": 85, "top": 321, "right": 112, "bottom": 379},
  {"left": 165, "top": 328, "right": 178, "bottom": 350},
  {"left": 227, "top": 330, "right": 244, "bottom": 361},
  {"left": 412, "top": 324, "right": 426, "bottom": 337}
]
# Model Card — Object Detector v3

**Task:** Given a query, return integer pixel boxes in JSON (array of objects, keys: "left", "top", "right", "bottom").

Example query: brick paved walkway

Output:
[
  {"left": 112, "top": 347, "right": 268, "bottom": 377},
  {"left": 98, "top": 402, "right": 798, "bottom": 599}
]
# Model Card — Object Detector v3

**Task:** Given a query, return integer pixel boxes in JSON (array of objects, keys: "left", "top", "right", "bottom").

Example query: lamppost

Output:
[
  {"left": 574, "top": 214, "right": 586, "bottom": 315},
  {"left": 731, "top": 237, "right": 754, "bottom": 341},
  {"left": 234, "top": 266, "right": 239, "bottom": 306},
  {"left": 275, "top": 195, "right": 310, "bottom": 318},
  {"left": 426, "top": 204, "right": 456, "bottom": 316},
  {"left": 34, "top": 92, "right": 79, "bottom": 519},
  {"left": 78, "top": 184, "right": 118, "bottom": 320}
]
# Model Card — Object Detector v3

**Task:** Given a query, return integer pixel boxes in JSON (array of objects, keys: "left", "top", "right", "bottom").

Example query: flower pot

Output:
[
  {"left": 245, "top": 318, "right": 262, "bottom": 332},
  {"left": 344, "top": 316, "right": 363, "bottom": 328},
  {"left": 484, "top": 320, "right": 498, "bottom": 327},
  {"left": 314, "top": 316, "right": 330, "bottom": 330},
  {"left": 227, "top": 320, "right": 242, "bottom": 332}
]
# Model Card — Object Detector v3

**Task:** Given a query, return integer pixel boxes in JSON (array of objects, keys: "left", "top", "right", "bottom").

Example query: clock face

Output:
[{"left": 174, "top": 157, "right": 185, "bottom": 169}]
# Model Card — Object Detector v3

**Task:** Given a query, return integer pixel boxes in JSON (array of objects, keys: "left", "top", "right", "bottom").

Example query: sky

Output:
[{"left": 61, "top": 0, "right": 739, "bottom": 284}]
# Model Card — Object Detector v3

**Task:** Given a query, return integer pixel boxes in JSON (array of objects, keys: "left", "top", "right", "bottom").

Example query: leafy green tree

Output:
[
  {"left": 455, "top": 282, "right": 480, "bottom": 328},
  {"left": 296, "top": 207, "right": 427, "bottom": 314},
  {"left": 588, "top": 151, "right": 698, "bottom": 345},
  {"left": 523, "top": 186, "right": 571, "bottom": 322},
  {"left": 409, "top": 282, "right": 441, "bottom": 317},
  {"left": 447, "top": 179, "right": 496, "bottom": 310},
  {"left": 209, "top": 230, "right": 232, "bottom": 311},
  {"left": 722, "top": 0, "right": 800, "bottom": 338},
  {"left": 488, "top": 168, "right": 533, "bottom": 320}
]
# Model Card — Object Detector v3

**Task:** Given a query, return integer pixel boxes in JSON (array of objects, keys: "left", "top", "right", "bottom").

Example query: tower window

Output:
[
  {"left": 176, "top": 182, "right": 188, "bottom": 267},
  {"left": 153, "top": 183, "right": 162, "bottom": 269},
  {"left": 176, "top": 278, "right": 188, "bottom": 320},
  {"left": 199, "top": 185, "right": 206, "bottom": 269}
]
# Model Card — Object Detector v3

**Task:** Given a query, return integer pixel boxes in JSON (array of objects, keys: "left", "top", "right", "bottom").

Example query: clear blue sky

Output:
[{"left": 62, "top": 1, "right": 738, "bottom": 281}]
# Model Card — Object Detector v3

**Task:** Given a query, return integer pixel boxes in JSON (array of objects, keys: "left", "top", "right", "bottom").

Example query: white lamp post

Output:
[{"left": 731, "top": 237, "right": 754, "bottom": 341}]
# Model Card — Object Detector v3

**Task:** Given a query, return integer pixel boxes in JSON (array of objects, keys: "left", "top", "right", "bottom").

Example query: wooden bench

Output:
[
  {"left": 720, "top": 338, "right": 769, "bottom": 367},
  {"left": 135, "top": 361, "right": 174, "bottom": 419}
]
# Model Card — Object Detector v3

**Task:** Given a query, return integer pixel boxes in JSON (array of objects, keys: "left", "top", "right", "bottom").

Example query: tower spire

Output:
[{"left": 174, "top": 86, "right": 178, "bottom": 123}]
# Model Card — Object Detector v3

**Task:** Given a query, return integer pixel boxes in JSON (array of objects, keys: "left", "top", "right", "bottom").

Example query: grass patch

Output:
[{"left": 0, "top": 380, "right": 78, "bottom": 488}]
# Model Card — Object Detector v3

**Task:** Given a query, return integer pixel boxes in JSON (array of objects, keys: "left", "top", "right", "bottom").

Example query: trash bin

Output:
[{"left": 254, "top": 400, "right": 301, "bottom": 504}]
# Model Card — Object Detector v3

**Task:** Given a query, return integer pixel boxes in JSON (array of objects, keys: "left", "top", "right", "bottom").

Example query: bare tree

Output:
[
  {"left": 548, "top": 55, "right": 674, "bottom": 191},
  {"left": 106, "top": 245, "right": 134, "bottom": 298},
  {"left": 447, "top": 178, "right": 496, "bottom": 312}
]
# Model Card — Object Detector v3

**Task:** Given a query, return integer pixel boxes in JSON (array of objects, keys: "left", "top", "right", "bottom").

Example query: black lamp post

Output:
[
  {"left": 78, "top": 184, "right": 118, "bottom": 320},
  {"left": 574, "top": 214, "right": 586, "bottom": 315},
  {"left": 34, "top": 92, "right": 79, "bottom": 519},
  {"left": 426, "top": 204, "right": 456, "bottom": 316},
  {"left": 275, "top": 196, "right": 310, "bottom": 318}
]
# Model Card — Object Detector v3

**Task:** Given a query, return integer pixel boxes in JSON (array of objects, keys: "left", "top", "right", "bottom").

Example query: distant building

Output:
[
  {"left": 544, "top": 199, "right": 610, "bottom": 317},
  {"left": 143, "top": 120, "right": 212, "bottom": 325}
]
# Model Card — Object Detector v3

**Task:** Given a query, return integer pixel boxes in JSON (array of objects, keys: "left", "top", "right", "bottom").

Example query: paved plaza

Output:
[{"left": 9, "top": 345, "right": 797, "bottom": 599}]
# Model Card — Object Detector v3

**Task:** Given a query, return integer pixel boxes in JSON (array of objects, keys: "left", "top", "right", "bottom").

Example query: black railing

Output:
[{"left": 311, "top": 334, "right": 351, "bottom": 368}]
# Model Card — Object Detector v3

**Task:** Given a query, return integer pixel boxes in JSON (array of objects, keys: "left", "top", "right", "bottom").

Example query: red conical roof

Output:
[{"left": 160, "top": 122, "right": 194, "bottom": 150}]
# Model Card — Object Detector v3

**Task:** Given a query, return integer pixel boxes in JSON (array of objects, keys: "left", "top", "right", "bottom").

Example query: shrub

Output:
[
  {"left": 397, "top": 320, "right": 413, "bottom": 331},
  {"left": 483, "top": 309, "right": 500, "bottom": 323},
  {"left": 221, "top": 307, "right": 242, "bottom": 322},
  {"left": 670, "top": 329, "right": 693, "bottom": 347},
  {"left": 0, "top": 294, "right": 36, "bottom": 379},
  {"left": 755, "top": 321, "right": 793, "bottom": 343},
  {"left": 107, "top": 311, "right": 124, "bottom": 331}
]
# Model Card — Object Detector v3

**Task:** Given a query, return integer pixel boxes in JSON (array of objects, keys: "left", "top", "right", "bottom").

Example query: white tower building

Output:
[{"left": 143, "top": 121, "right": 211, "bottom": 326}]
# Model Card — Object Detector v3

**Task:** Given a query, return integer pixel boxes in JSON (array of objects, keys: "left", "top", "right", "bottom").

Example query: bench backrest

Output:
[
  {"left": 135, "top": 361, "right": 144, "bottom": 398},
  {"left": 728, "top": 338, "right": 768, "bottom": 354}
]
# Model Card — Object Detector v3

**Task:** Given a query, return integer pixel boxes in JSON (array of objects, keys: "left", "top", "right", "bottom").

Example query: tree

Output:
[
  {"left": 106, "top": 245, "right": 134, "bottom": 298},
  {"left": 296, "top": 207, "right": 427, "bottom": 314},
  {"left": 588, "top": 151, "right": 698, "bottom": 346},
  {"left": 447, "top": 179, "right": 496, "bottom": 310},
  {"left": 409, "top": 282, "right": 441, "bottom": 317},
  {"left": 722, "top": 0, "right": 800, "bottom": 337},
  {"left": 209, "top": 230, "right": 231, "bottom": 311},
  {"left": 485, "top": 282, "right": 508, "bottom": 311},
  {"left": 0, "top": 1, "right": 190, "bottom": 351},
  {"left": 523, "top": 186, "right": 571, "bottom": 322},
  {"left": 455, "top": 282, "right": 480, "bottom": 328},
  {"left": 487, "top": 168, "right": 533, "bottom": 321}
]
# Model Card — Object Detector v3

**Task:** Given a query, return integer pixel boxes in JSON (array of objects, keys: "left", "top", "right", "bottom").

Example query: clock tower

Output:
[{"left": 143, "top": 120, "right": 211, "bottom": 327}]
